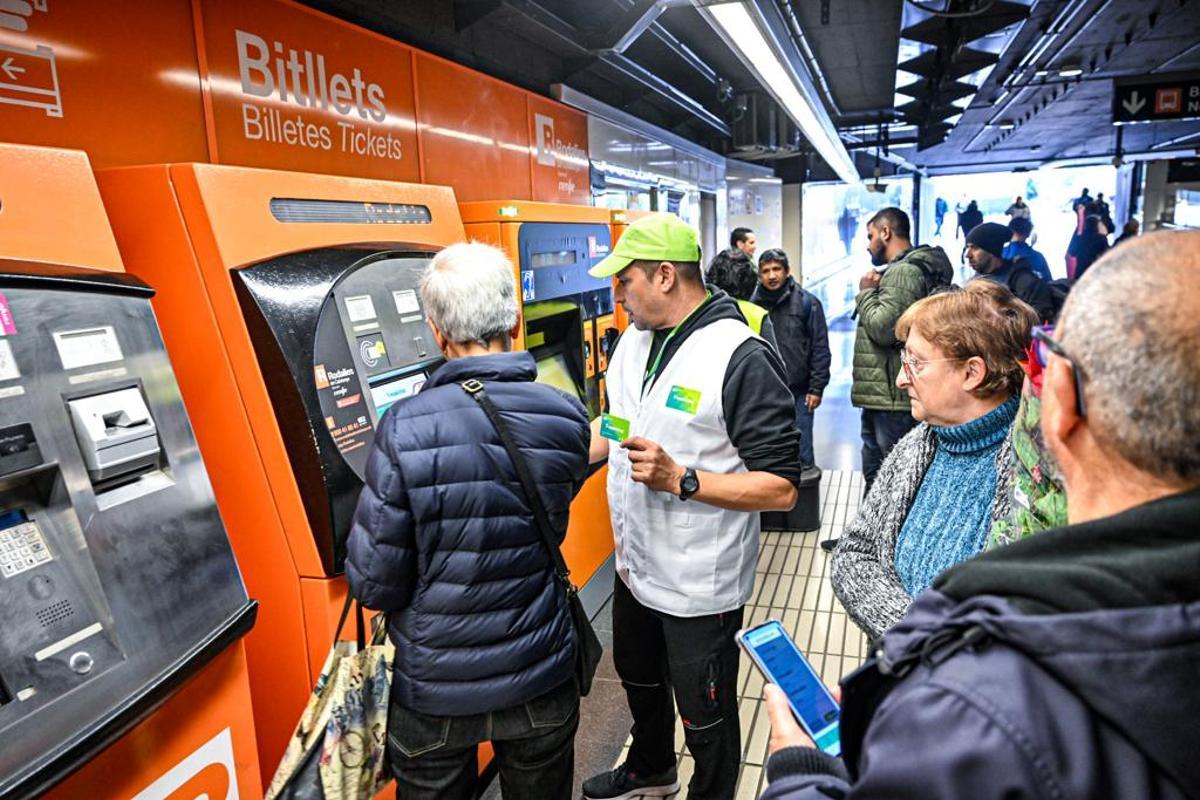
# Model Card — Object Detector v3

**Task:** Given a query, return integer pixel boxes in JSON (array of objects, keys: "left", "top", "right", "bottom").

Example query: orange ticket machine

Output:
[
  {"left": 0, "top": 145, "right": 261, "bottom": 800},
  {"left": 94, "top": 163, "right": 466, "bottom": 784},
  {"left": 458, "top": 200, "right": 617, "bottom": 612}
]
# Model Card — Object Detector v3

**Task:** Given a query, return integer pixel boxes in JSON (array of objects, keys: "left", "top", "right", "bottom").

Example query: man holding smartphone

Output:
[
  {"left": 581, "top": 213, "right": 801, "bottom": 800},
  {"left": 757, "top": 233, "right": 1200, "bottom": 800}
]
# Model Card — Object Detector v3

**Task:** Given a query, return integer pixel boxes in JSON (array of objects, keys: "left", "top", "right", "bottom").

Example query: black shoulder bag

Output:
[{"left": 459, "top": 379, "right": 604, "bottom": 696}]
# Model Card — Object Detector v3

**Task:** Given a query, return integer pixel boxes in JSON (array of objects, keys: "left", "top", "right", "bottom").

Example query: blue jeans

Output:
[
  {"left": 389, "top": 677, "right": 579, "bottom": 799},
  {"left": 794, "top": 396, "right": 815, "bottom": 468},
  {"left": 860, "top": 409, "right": 918, "bottom": 492}
]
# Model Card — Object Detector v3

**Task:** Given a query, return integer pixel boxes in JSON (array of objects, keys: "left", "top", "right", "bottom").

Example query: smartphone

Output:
[{"left": 736, "top": 619, "right": 841, "bottom": 757}]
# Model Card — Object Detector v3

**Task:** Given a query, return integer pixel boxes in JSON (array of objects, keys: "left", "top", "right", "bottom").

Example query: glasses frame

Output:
[
  {"left": 1032, "top": 327, "right": 1087, "bottom": 418},
  {"left": 899, "top": 348, "right": 964, "bottom": 383}
]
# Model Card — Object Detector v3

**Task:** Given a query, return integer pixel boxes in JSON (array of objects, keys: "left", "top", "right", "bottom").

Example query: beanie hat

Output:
[{"left": 966, "top": 222, "right": 1011, "bottom": 259}]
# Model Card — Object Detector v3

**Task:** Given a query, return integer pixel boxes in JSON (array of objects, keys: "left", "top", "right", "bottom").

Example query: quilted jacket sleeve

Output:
[
  {"left": 759, "top": 682, "right": 1046, "bottom": 799},
  {"left": 855, "top": 263, "right": 926, "bottom": 349},
  {"left": 344, "top": 411, "right": 417, "bottom": 612}
]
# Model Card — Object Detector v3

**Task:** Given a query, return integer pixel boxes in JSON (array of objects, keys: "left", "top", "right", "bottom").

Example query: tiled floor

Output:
[{"left": 608, "top": 469, "right": 868, "bottom": 800}]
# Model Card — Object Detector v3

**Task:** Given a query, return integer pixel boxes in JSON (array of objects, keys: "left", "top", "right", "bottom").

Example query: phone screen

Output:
[{"left": 740, "top": 620, "right": 841, "bottom": 756}]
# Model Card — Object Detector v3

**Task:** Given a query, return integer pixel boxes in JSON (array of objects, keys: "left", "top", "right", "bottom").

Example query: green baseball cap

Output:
[{"left": 589, "top": 213, "right": 702, "bottom": 278}]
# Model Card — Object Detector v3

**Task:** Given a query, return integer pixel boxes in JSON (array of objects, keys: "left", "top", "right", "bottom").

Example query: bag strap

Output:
[
  {"left": 334, "top": 592, "right": 367, "bottom": 649},
  {"left": 459, "top": 379, "right": 573, "bottom": 586}
]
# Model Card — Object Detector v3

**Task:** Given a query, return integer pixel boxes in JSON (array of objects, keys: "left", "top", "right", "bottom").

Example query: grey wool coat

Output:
[{"left": 831, "top": 422, "right": 1015, "bottom": 641}]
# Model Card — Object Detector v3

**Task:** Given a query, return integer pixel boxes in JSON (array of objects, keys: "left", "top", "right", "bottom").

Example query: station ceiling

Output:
[{"left": 301, "top": 0, "right": 1200, "bottom": 179}]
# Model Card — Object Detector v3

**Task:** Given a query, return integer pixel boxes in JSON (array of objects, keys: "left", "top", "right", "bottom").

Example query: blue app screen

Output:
[{"left": 746, "top": 623, "right": 839, "bottom": 750}]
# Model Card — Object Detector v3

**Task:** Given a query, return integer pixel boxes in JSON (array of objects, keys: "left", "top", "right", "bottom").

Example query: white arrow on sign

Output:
[
  {"left": 1122, "top": 90, "right": 1146, "bottom": 115},
  {"left": 1, "top": 57, "right": 25, "bottom": 81}
]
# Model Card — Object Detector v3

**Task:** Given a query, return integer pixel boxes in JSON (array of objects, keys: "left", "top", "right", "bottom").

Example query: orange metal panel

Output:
[
  {"left": 96, "top": 164, "right": 315, "bottom": 784},
  {"left": 459, "top": 200, "right": 611, "bottom": 226},
  {"left": 42, "top": 645, "right": 262, "bottom": 800},
  {"left": 0, "top": 144, "right": 122, "bottom": 270},
  {"left": 99, "top": 162, "right": 467, "bottom": 786},
  {"left": 0, "top": 1, "right": 209, "bottom": 168},
  {"left": 415, "top": 51, "right": 532, "bottom": 202}
]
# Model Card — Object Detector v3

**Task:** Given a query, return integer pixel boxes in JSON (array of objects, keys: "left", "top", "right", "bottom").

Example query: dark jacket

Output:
[
  {"left": 852, "top": 245, "right": 954, "bottom": 411},
  {"left": 762, "top": 487, "right": 1200, "bottom": 800},
  {"left": 974, "top": 260, "right": 1056, "bottom": 322},
  {"left": 346, "top": 351, "right": 589, "bottom": 716},
  {"left": 751, "top": 277, "right": 831, "bottom": 397}
]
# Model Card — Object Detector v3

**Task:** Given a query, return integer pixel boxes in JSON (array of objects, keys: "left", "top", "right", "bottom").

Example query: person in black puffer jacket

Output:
[
  {"left": 752, "top": 248, "right": 830, "bottom": 469},
  {"left": 346, "top": 241, "right": 590, "bottom": 800}
]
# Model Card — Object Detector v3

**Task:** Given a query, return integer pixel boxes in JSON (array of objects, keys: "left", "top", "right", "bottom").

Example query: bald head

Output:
[{"left": 1058, "top": 230, "right": 1200, "bottom": 484}]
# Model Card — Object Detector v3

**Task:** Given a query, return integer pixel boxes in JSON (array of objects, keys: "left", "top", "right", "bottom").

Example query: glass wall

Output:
[{"left": 801, "top": 179, "right": 913, "bottom": 320}]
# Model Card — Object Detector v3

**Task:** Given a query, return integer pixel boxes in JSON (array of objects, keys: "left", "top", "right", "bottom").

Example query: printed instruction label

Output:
[
  {"left": 393, "top": 289, "right": 420, "bottom": 314},
  {"left": 666, "top": 385, "right": 701, "bottom": 415},
  {"left": 344, "top": 294, "right": 377, "bottom": 322},
  {"left": 0, "top": 340, "right": 19, "bottom": 381},
  {"left": 52, "top": 326, "right": 124, "bottom": 370}
]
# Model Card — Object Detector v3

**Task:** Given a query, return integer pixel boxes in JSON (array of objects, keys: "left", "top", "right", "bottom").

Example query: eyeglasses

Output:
[
  {"left": 899, "top": 348, "right": 963, "bottom": 381},
  {"left": 1032, "top": 326, "right": 1088, "bottom": 417}
]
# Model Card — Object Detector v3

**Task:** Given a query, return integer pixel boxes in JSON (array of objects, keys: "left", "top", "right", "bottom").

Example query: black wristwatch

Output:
[{"left": 678, "top": 467, "right": 700, "bottom": 501}]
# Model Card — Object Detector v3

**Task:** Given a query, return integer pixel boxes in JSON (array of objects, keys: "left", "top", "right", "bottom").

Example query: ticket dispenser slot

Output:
[
  {"left": 0, "top": 263, "right": 254, "bottom": 799},
  {"left": 233, "top": 248, "right": 443, "bottom": 575},
  {"left": 67, "top": 387, "right": 161, "bottom": 485}
]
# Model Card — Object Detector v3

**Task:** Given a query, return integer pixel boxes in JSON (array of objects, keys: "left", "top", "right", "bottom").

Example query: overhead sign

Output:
[
  {"left": 197, "top": 0, "right": 421, "bottom": 181},
  {"left": 1112, "top": 73, "right": 1200, "bottom": 124}
]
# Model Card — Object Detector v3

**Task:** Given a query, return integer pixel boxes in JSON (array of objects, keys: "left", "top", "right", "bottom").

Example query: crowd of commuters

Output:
[{"left": 344, "top": 211, "right": 1196, "bottom": 800}]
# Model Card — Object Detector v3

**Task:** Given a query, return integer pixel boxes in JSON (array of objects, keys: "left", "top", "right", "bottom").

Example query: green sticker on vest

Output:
[
  {"left": 600, "top": 413, "right": 631, "bottom": 441},
  {"left": 666, "top": 385, "right": 701, "bottom": 414}
]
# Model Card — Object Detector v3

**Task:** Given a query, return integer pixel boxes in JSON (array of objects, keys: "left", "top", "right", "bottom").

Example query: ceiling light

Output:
[
  {"left": 1058, "top": 67, "right": 1084, "bottom": 77},
  {"left": 697, "top": 2, "right": 858, "bottom": 184}
]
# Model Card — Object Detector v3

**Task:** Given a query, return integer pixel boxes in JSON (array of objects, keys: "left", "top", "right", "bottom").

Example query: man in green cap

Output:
[{"left": 581, "top": 213, "right": 801, "bottom": 800}]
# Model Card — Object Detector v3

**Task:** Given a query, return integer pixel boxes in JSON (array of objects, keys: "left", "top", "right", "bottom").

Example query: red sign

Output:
[
  {"left": 195, "top": 0, "right": 420, "bottom": 181},
  {"left": 528, "top": 94, "right": 590, "bottom": 204}
]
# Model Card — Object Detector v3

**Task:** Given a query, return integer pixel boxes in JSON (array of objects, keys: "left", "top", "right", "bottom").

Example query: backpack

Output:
[
  {"left": 1011, "top": 256, "right": 1069, "bottom": 321},
  {"left": 913, "top": 258, "right": 953, "bottom": 298}
]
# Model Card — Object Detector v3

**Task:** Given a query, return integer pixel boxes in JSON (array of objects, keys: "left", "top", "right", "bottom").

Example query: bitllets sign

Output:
[
  {"left": 198, "top": 0, "right": 420, "bottom": 181},
  {"left": 1112, "top": 73, "right": 1200, "bottom": 124}
]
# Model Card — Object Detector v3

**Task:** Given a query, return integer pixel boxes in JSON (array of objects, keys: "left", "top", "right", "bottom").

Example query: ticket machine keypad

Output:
[{"left": 0, "top": 521, "right": 52, "bottom": 578}]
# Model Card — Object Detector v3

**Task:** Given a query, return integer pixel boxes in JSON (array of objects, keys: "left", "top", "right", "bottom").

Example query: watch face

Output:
[{"left": 682, "top": 470, "right": 699, "bottom": 495}]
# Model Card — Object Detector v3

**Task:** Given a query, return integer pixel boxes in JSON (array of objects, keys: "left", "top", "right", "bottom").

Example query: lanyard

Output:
[{"left": 642, "top": 293, "right": 710, "bottom": 393}]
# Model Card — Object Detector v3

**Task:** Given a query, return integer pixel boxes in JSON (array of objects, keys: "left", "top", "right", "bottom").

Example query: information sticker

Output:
[
  {"left": 600, "top": 413, "right": 631, "bottom": 442},
  {"left": 52, "top": 326, "right": 124, "bottom": 370},
  {"left": 666, "top": 386, "right": 702, "bottom": 415},
  {"left": 0, "top": 340, "right": 19, "bottom": 381},
  {"left": 344, "top": 294, "right": 378, "bottom": 322},
  {"left": 393, "top": 289, "right": 421, "bottom": 315}
]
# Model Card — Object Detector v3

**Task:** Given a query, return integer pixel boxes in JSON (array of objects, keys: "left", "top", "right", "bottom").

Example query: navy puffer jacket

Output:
[{"left": 346, "top": 351, "right": 589, "bottom": 716}]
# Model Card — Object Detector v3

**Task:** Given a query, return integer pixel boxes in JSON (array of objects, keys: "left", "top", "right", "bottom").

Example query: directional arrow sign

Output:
[
  {"left": 1113, "top": 73, "right": 1200, "bottom": 124},
  {"left": 1121, "top": 90, "right": 1146, "bottom": 116},
  {"left": 1, "top": 57, "right": 25, "bottom": 81}
]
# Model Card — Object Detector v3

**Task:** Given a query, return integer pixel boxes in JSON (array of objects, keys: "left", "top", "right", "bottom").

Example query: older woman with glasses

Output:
[{"left": 831, "top": 281, "right": 1040, "bottom": 640}]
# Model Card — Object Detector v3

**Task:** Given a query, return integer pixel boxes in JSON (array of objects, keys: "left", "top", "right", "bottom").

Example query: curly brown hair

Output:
[{"left": 895, "top": 281, "right": 1037, "bottom": 399}]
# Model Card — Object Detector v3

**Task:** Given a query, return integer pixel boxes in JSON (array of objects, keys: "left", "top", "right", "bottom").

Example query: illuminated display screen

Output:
[
  {"left": 530, "top": 250, "right": 578, "bottom": 268},
  {"left": 270, "top": 198, "right": 432, "bottom": 225},
  {"left": 370, "top": 371, "right": 428, "bottom": 416},
  {"left": 535, "top": 353, "right": 582, "bottom": 401}
]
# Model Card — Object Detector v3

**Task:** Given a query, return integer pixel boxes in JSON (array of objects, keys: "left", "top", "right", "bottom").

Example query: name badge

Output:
[
  {"left": 600, "top": 413, "right": 631, "bottom": 441},
  {"left": 666, "top": 385, "right": 701, "bottom": 415}
]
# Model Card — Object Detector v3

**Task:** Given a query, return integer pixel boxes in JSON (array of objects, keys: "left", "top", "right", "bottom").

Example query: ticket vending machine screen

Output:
[
  {"left": 535, "top": 350, "right": 584, "bottom": 404},
  {"left": 234, "top": 249, "right": 442, "bottom": 574}
]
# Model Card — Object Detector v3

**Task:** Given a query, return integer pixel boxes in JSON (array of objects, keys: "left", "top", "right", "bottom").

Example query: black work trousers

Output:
[{"left": 612, "top": 576, "right": 744, "bottom": 800}]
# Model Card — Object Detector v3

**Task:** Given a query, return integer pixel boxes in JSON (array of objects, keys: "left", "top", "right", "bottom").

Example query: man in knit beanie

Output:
[{"left": 966, "top": 222, "right": 1056, "bottom": 322}]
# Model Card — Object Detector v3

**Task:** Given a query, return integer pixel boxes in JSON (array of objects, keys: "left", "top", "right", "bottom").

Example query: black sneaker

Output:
[
  {"left": 819, "top": 538, "right": 839, "bottom": 553},
  {"left": 581, "top": 763, "right": 680, "bottom": 799}
]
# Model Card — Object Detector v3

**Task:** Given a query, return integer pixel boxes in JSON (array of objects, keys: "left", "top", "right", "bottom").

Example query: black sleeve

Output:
[
  {"left": 1013, "top": 271, "right": 1056, "bottom": 323},
  {"left": 807, "top": 297, "right": 831, "bottom": 395},
  {"left": 722, "top": 339, "right": 803, "bottom": 485}
]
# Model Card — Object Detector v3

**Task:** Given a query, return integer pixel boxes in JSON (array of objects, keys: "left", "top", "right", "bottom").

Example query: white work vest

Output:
[{"left": 606, "top": 317, "right": 761, "bottom": 617}]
